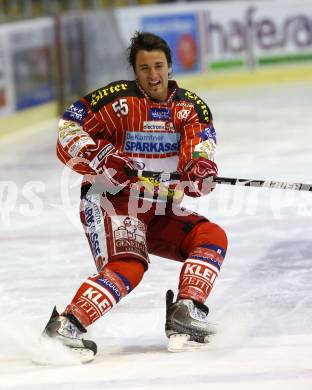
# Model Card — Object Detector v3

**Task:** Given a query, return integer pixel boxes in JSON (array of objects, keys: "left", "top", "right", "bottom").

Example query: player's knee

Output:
[
  {"left": 106, "top": 258, "right": 146, "bottom": 291},
  {"left": 200, "top": 221, "right": 228, "bottom": 251},
  {"left": 181, "top": 221, "right": 228, "bottom": 256}
]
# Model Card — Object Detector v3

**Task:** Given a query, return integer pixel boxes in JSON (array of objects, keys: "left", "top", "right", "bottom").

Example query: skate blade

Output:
[
  {"left": 32, "top": 336, "right": 95, "bottom": 365},
  {"left": 168, "top": 334, "right": 211, "bottom": 353}
]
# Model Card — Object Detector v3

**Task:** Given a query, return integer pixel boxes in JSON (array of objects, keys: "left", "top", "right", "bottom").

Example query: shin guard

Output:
[
  {"left": 63, "top": 268, "right": 131, "bottom": 327},
  {"left": 178, "top": 245, "right": 225, "bottom": 304},
  {"left": 179, "top": 221, "right": 227, "bottom": 303}
]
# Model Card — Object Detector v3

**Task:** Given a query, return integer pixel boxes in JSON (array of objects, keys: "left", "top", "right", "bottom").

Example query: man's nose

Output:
[{"left": 149, "top": 67, "right": 157, "bottom": 78}]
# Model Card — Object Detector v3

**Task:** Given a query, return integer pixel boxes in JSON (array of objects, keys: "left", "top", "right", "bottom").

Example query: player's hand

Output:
[
  {"left": 181, "top": 157, "right": 218, "bottom": 197},
  {"left": 84, "top": 140, "right": 135, "bottom": 191}
]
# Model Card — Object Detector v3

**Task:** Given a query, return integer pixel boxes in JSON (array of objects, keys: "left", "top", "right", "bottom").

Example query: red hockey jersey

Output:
[{"left": 57, "top": 79, "right": 217, "bottom": 188}]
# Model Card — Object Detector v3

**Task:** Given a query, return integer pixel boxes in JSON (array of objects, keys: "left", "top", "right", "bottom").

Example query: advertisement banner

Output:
[
  {"left": 0, "top": 28, "right": 13, "bottom": 116},
  {"left": 203, "top": 2, "right": 312, "bottom": 69},
  {"left": 117, "top": 0, "right": 312, "bottom": 74},
  {"left": 247, "top": 3, "right": 312, "bottom": 64},
  {"left": 0, "top": 34, "right": 7, "bottom": 112},
  {"left": 204, "top": 3, "right": 252, "bottom": 69},
  {"left": 9, "top": 19, "right": 56, "bottom": 110},
  {"left": 141, "top": 13, "right": 201, "bottom": 74}
]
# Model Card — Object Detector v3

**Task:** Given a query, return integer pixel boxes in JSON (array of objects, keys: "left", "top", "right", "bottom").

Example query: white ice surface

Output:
[{"left": 0, "top": 82, "right": 312, "bottom": 389}]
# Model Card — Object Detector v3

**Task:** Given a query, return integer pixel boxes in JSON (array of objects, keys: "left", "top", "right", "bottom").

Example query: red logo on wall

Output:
[
  {"left": 177, "top": 33, "right": 197, "bottom": 70},
  {"left": 0, "top": 88, "right": 6, "bottom": 107}
]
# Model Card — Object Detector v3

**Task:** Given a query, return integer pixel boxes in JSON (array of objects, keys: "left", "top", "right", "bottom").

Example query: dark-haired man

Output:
[{"left": 42, "top": 31, "right": 227, "bottom": 361}]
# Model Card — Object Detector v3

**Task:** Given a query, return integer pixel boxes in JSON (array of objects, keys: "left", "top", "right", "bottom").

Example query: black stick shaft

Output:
[{"left": 125, "top": 168, "right": 312, "bottom": 192}]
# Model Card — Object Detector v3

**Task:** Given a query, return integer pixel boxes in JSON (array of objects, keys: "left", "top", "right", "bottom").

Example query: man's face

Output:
[{"left": 135, "top": 50, "right": 169, "bottom": 101}]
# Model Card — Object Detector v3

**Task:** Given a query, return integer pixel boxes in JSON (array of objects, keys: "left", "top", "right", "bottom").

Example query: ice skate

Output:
[
  {"left": 165, "top": 290, "right": 217, "bottom": 352},
  {"left": 37, "top": 307, "right": 97, "bottom": 364}
]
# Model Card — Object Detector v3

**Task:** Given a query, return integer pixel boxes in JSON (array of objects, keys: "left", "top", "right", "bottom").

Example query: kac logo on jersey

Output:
[
  {"left": 149, "top": 108, "right": 171, "bottom": 121},
  {"left": 198, "top": 123, "right": 217, "bottom": 144},
  {"left": 63, "top": 101, "right": 88, "bottom": 124},
  {"left": 177, "top": 109, "right": 190, "bottom": 120}
]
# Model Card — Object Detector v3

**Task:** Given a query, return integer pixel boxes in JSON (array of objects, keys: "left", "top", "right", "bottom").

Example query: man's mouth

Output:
[{"left": 149, "top": 81, "right": 161, "bottom": 88}]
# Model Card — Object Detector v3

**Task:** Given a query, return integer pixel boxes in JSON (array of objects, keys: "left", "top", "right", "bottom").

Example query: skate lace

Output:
[
  {"left": 191, "top": 306, "right": 207, "bottom": 321},
  {"left": 59, "top": 317, "right": 83, "bottom": 339},
  {"left": 182, "top": 300, "right": 207, "bottom": 322}
]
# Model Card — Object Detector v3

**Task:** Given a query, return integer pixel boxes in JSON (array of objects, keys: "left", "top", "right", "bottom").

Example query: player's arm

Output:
[
  {"left": 56, "top": 97, "right": 134, "bottom": 187},
  {"left": 56, "top": 98, "right": 100, "bottom": 174},
  {"left": 178, "top": 92, "right": 218, "bottom": 197}
]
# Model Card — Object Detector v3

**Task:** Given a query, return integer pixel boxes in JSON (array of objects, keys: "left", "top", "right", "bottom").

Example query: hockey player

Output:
[{"left": 42, "top": 31, "right": 227, "bottom": 361}]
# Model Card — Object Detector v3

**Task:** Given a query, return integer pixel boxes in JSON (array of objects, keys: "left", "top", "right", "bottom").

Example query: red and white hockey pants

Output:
[{"left": 64, "top": 192, "right": 227, "bottom": 327}]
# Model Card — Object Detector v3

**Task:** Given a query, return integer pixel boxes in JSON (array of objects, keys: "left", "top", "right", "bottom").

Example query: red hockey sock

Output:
[
  {"left": 178, "top": 221, "right": 227, "bottom": 304},
  {"left": 106, "top": 258, "right": 145, "bottom": 289},
  {"left": 63, "top": 259, "right": 145, "bottom": 327}
]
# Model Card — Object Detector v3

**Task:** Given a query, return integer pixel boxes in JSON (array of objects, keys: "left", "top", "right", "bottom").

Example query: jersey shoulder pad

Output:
[
  {"left": 175, "top": 87, "right": 212, "bottom": 124},
  {"left": 84, "top": 80, "right": 137, "bottom": 111}
]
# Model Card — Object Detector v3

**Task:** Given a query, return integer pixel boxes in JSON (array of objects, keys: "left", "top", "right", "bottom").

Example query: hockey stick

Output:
[{"left": 125, "top": 168, "right": 312, "bottom": 192}]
